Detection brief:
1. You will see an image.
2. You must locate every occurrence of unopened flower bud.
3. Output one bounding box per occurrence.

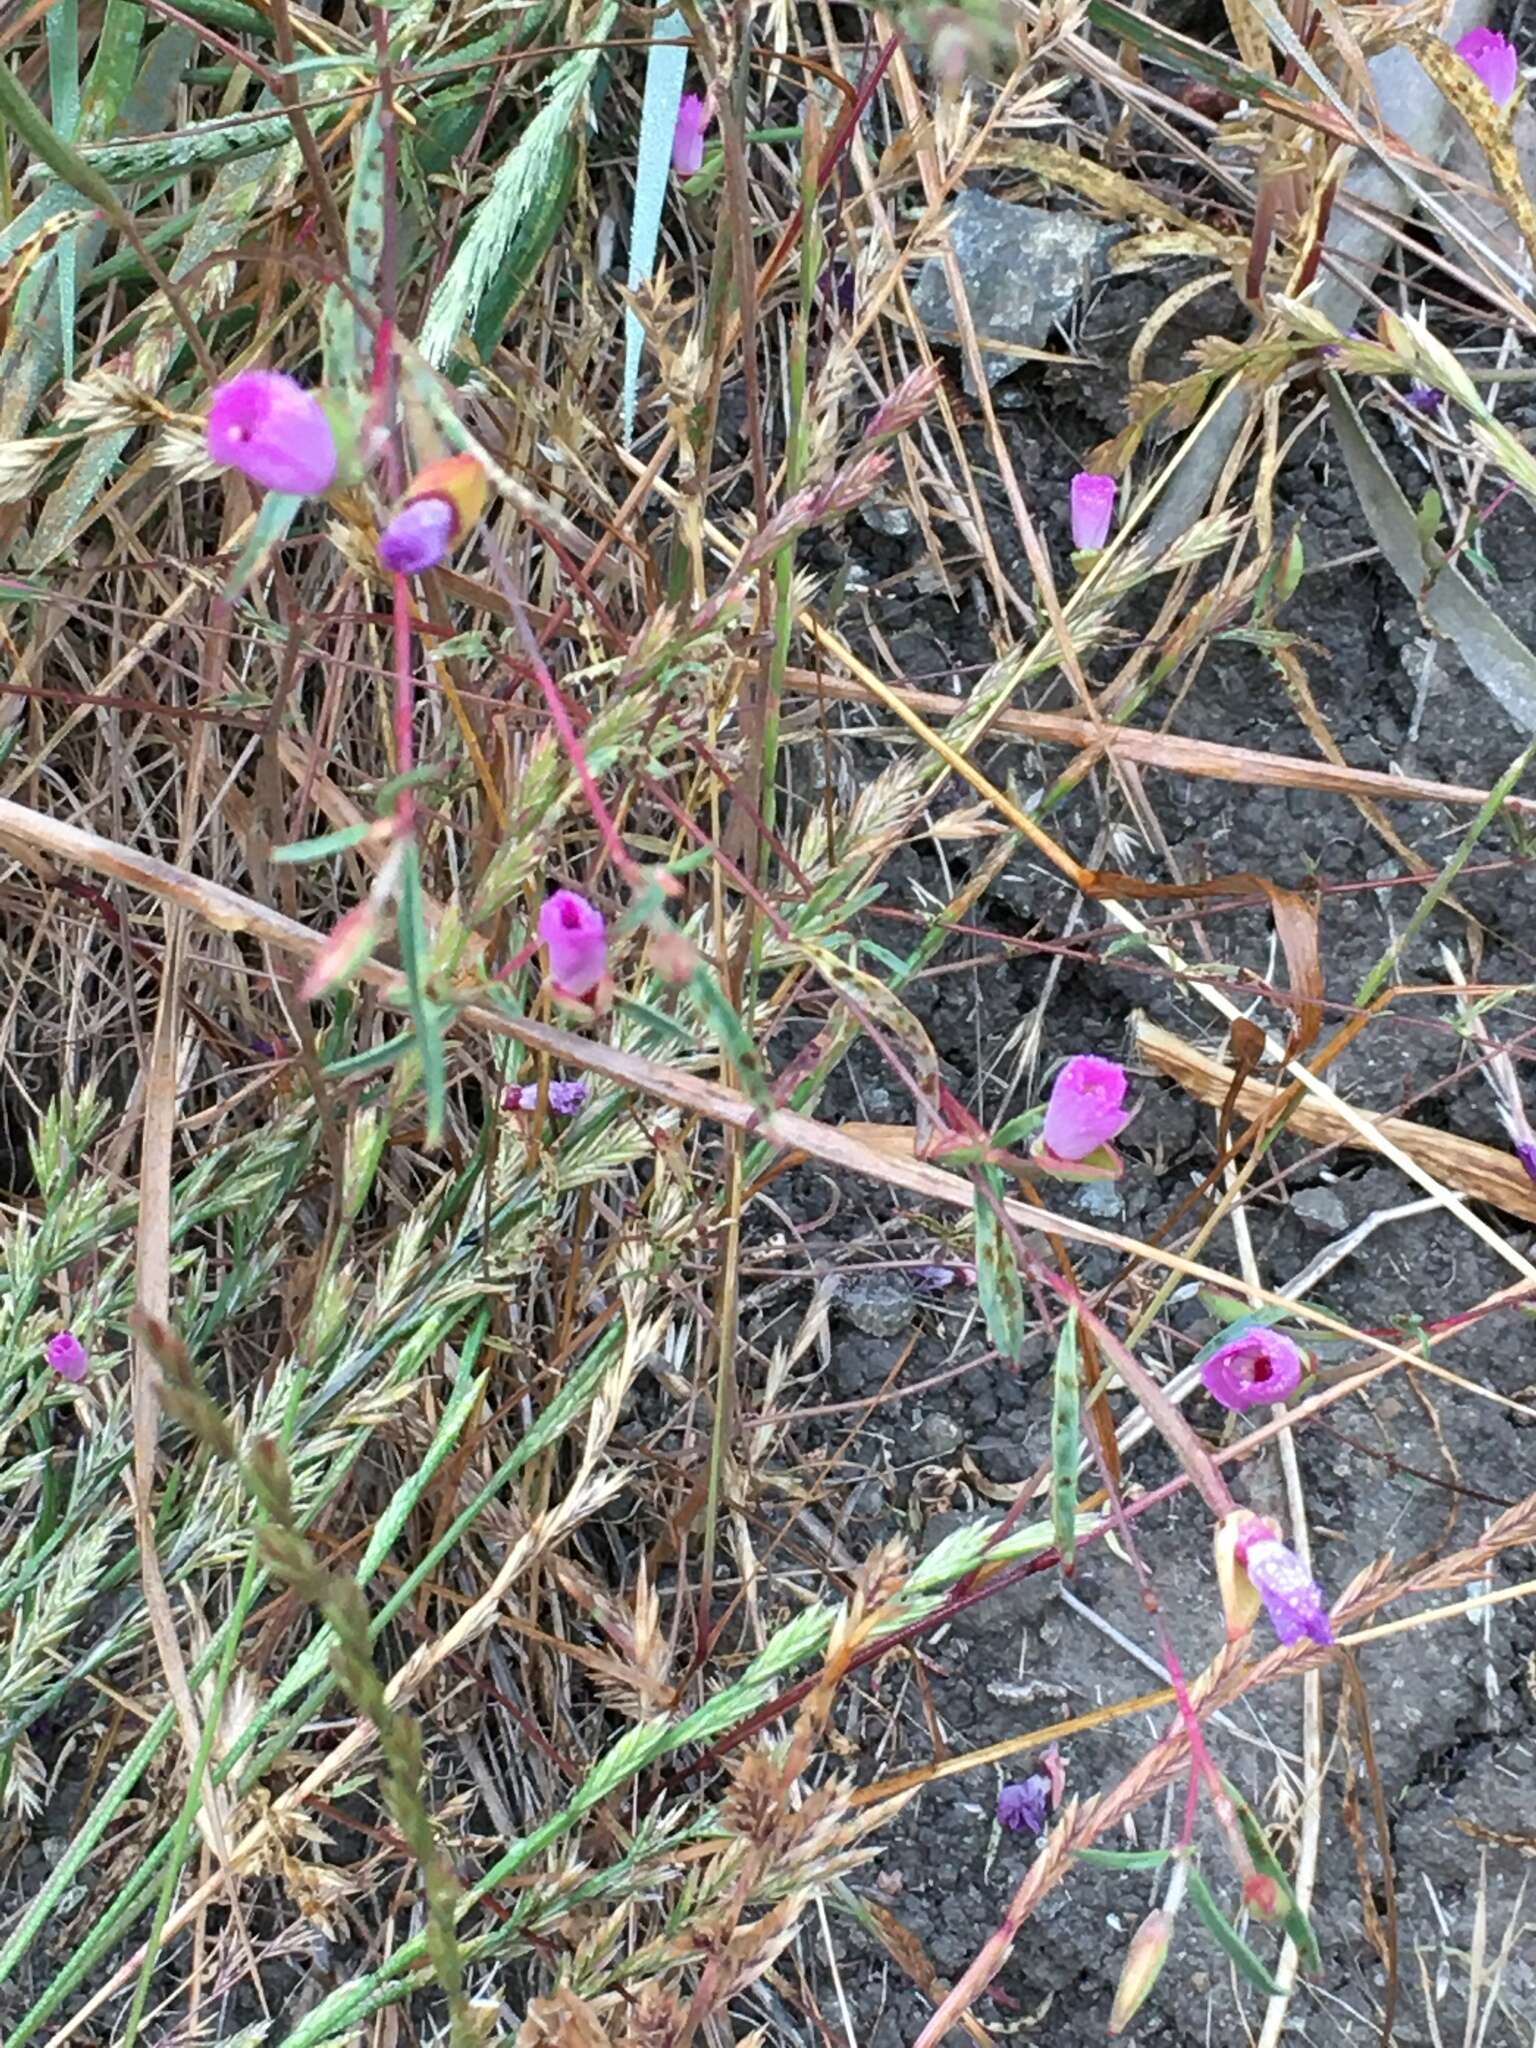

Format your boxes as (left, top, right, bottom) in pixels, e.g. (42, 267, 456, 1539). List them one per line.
(1215, 1511, 1265, 1639)
(377, 454, 487, 576)
(1108, 1907, 1173, 2036)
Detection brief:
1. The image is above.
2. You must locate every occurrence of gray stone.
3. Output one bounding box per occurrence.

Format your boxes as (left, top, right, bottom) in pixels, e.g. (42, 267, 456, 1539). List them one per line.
(1292, 1184, 1350, 1236)
(910, 191, 1122, 393)
(1074, 1178, 1125, 1221)
(836, 1272, 915, 1337)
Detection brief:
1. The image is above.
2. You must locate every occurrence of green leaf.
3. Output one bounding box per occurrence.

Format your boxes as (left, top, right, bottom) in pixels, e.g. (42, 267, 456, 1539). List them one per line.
(419, 4, 616, 369)
(1328, 379, 1536, 735)
(1184, 1861, 1284, 1997)
(470, 131, 577, 365)
(991, 1105, 1045, 1151)
(272, 822, 377, 865)
(973, 1165, 1028, 1363)
(46, 0, 80, 379)
(1075, 1846, 1173, 1871)
(322, 93, 385, 392)
(222, 491, 305, 602)
(1050, 1307, 1081, 1567)
(622, 6, 686, 442)
(1224, 1779, 1321, 1970)
(396, 844, 446, 1147)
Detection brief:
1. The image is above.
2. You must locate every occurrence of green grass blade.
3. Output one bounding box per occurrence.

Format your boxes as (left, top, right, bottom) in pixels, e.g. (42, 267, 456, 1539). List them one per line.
(419, 2, 616, 369)
(1050, 1306, 1081, 1567)
(622, 6, 686, 441)
(974, 1165, 1028, 1363)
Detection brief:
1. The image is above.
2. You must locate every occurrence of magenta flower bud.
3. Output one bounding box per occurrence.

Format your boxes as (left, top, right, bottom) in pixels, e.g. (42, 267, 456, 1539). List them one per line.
(1069, 470, 1117, 552)
(1236, 1524, 1334, 1647)
(1455, 27, 1520, 104)
(503, 1079, 589, 1114)
(1199, 1323, 1303, 1411)
(539, 889, 607, 1001)
(1041, 1055, 1130, 1162)
(206, 370, 337, 496)
(377, 495, 456, 575)
(997, 1774, 1050, 1834)
(673, 92, 710, 176)
(46, 1331, 89, 1382)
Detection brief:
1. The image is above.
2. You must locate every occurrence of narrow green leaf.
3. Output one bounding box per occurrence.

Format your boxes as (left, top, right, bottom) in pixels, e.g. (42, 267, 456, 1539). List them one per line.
(1328, 379, 1536, 735)
(222, 490, 304, 601)
(1224, 1778, 1321, 1969)
(323, 94, 385, 391)
(46, 0, 80, 379)
(1050, 1307, 1081, 1568)
(973, 1165, 1028, 1362)
(1184, 1861, 1285, 1997)
(419, 2, 616, 369)
(396, 844, 447, 1146)
(1075, 1846, 1173, 1871)
(623, 6, 686, 442)
(272, 822, 377, 865)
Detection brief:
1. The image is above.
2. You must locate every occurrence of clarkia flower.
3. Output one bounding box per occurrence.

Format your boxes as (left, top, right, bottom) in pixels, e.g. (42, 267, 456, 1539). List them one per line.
(1235, 1521, 1333, 1647)
(1455, 27, 1520, 105)
(1040, 1055, 1130, 1162)
(46, 1331, 89, 1382)
(503, 1079, 589, 1115)
(207, 370, 337, 496)
(1069, 470, 1117, 552)
(1200, 1323, 1303, 1411)
(378, 497, 456, 574)
(539, 890, 607, 1002)
(997, 1774, 1051, 1834)
(377, 454, 488, 577)
(673, 92, 710, 177)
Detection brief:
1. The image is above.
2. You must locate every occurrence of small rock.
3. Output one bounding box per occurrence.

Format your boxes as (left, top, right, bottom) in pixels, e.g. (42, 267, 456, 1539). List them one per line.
(923, 1409, 964, 1455)
(836, 1272, 915, 1337)
(860, 495, 915, 538)
(1292, 1185, 1350, 1236)
(1075, 1179, 1125, 1221)
(910, 191, 1123, 393)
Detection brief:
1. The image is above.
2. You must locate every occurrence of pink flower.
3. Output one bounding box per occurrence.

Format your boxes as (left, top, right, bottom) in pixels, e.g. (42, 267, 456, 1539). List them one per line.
(206, 370, 337, 495)
(503, 1079, 588, 1114)
(1199, 1324, 1303, 1411)
(378, 496, 456, 574)
(1041, 1055, 1130, 1161)
(673, 92, 710, 177)
(1069, 471, 1117, 552)
(1235, 1523, 1333, 1647)
(539, 890, 607, 1001)
(1455, 27, 1520, 104)
(45, 1331, 89, 1382)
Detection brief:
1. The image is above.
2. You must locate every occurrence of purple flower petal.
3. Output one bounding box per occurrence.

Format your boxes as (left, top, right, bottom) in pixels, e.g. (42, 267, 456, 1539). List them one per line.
(1199, 1324, 1303, 1412)
(673, 92, 710, 176)
(207, 370, 337, 496)
(997, 1775, 1050, 1833)
(1239, 1528, 1333, 1647)
(45, 1331, 89, 1382)
(503, 1079, 589, 1114)
(1041, 1055, 1130, 1162)
(1069, 471, 1117, 551)
(378, 495, 457, 575)
(539, 889, 607, 1001)
(1455, 27, 1520, 104)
